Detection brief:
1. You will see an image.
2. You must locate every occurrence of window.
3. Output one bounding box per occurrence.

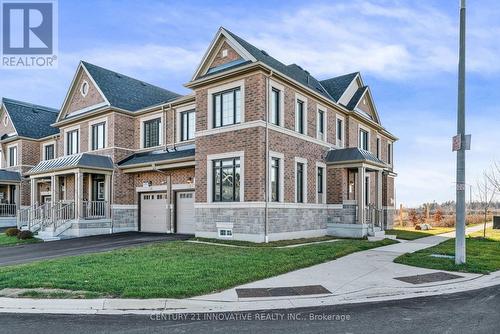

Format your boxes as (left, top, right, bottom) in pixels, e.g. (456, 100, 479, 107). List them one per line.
(296, 162, 304, 203)
(270, 157, 280, 202)
(218, 228, 233, 238)
(44, 144, 54, 160)
(143, 118, 161, 148)
(212, 158, 241, 202)
(376, 137, 381, 159)
(336, 117, 344, 147)
(213, 88, 241, 128)
(66, 130, 79, 155)
(317, 109, 325, 140)
(388, 143, 392, 164)
(180, 110, 195, 141)
(317, 166, 324, 203)
(91, 122, 106, 150)
(296, 99, 305, 134)
(80, 81, 89, 97)
(359, 129, 369, 151)
(97, 181, 105, 200)
(8, 146, 17, 167)
(270, 88, 280, 125)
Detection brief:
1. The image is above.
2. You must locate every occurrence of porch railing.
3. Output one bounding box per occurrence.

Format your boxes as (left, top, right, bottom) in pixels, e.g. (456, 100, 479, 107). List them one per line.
(82, 201, 109, 219)
(52, 201, 76, 232)
(365, 206, 385, 232)
(0, 203, 17, 217)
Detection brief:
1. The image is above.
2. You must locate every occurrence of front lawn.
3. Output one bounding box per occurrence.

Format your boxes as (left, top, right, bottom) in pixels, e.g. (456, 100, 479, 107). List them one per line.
(386, 226, 455, 240)
(0, 233, 39, 247)
(193, 235, 338, 247)
(0, 238, 396, 299)
(394, 229, 500, 274)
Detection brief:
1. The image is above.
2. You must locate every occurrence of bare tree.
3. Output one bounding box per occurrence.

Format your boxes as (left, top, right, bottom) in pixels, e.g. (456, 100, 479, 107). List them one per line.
(485, 161, 500, 193)
(476, 170, 497, 238)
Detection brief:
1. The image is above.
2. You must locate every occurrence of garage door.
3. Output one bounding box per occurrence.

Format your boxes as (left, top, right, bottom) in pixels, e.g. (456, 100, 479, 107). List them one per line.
(176, 191, 195, 234)
(140, 193, 168, 233)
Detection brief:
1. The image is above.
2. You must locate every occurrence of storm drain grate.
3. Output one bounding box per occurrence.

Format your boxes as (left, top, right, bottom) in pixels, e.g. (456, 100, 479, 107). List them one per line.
(236, 285, 331, 298)
(394, 272, 464, 285)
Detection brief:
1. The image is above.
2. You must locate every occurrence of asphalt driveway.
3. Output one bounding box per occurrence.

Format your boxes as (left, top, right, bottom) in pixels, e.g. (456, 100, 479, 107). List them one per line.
(0, 232, 192, 267)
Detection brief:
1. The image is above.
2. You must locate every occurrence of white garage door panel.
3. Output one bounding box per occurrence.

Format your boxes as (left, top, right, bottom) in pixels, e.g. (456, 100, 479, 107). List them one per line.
(141, 193, 168, 233)
(176, 191, 195, 234)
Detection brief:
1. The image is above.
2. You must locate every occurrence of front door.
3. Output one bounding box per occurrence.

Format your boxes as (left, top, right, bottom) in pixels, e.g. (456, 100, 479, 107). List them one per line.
(90, 175, 105, 217)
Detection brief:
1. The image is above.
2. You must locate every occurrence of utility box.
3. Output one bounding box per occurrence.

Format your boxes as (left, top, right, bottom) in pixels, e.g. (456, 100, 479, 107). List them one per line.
(494, 216, 500, 229)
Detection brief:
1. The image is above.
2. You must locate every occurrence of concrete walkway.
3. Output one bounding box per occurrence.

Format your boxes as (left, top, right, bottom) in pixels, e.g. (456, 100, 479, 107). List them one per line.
(0, 223, 497, 315)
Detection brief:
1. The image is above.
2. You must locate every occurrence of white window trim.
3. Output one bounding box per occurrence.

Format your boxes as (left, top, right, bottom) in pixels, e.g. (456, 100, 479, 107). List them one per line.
(268, 79, 285, 127)
(336, 114, 345, 148)
(42, 140, 56, 160)
(80, 80, 89, 97)
(388, 141, 393, 166)
(140, 112, 164, 149)
(206, 151, 245, 203)
(268, 151, 284, 203)
(316, 104, 327, 142)
(315, 162, 327, 204)
(358, 123, 371, 151)
(176, 104, 196, 144)
(63, 124, 80, 156)
(88, 117, 108, 151)
(6, 143, 18, 167)
(295, 93, 308, 135)
(294, 157, 308, 203)
(207, 79, 245, 130)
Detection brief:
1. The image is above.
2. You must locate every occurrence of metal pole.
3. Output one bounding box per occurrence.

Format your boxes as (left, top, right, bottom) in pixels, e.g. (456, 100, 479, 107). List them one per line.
(455, 0, 466, 264)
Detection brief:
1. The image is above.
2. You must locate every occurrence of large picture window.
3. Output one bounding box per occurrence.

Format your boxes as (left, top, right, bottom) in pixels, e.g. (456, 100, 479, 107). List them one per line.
(180, 110, 195, 141)
(66, 130, 79, 155)
(143, 118, 161, 148)
(270, 157, 280, 202)
(91, 122, 106, 150)
(212, 158, 241, 202)
(213, 88, 241, 128)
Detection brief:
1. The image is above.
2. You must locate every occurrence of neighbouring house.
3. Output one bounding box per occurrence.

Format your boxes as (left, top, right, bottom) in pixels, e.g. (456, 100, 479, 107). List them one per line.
(1, 27, 397, 241)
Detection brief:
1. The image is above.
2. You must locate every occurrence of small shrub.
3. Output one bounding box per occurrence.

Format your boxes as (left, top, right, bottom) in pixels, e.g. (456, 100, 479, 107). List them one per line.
(17, 230, 33, 240)
(5, 227, 20, 237)
(414, 224, 422, 230)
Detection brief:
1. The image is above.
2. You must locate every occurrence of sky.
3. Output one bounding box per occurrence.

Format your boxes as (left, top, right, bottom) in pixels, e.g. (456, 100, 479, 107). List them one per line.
(0, 0, 498, 207)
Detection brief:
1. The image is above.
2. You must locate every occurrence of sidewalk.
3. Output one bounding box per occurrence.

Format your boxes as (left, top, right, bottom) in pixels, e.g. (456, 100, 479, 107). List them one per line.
(0, 223, 497, 315)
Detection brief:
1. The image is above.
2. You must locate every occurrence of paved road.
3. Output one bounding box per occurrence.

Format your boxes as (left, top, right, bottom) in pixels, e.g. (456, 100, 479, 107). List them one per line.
(0, 285, 498, 334)
(0, 232, 192, 266)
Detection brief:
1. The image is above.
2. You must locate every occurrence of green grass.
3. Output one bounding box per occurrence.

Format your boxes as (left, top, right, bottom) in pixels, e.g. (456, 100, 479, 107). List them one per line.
(0, 239, 396, 299)
(193, 235, 338, 247)
(386, 226, 455, 240)
(467, 227, 500, 240)
(394, 229, 500, 274)
(0, 233, 39, 247)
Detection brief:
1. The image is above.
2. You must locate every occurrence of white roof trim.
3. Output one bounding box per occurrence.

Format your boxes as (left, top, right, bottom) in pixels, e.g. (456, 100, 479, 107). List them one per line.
(337, 72, 360, 105)
(191, 27, 256, 81)
(0, 102, 19, 137)
(353, 87, 380, 124)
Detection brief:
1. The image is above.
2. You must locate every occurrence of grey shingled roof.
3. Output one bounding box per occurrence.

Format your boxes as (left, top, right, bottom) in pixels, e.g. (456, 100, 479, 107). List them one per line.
(345, 86, 368, 110)
(320, 72, 359, 102)
(81, 61, 181, 112)
(223, 29, 333, 100)
(325, 147, 386, 166)
(2, 98, 59, 139)
(118, 146, 195, 167)
(0, 170, 21, 182)
(28, 153, 114, 175)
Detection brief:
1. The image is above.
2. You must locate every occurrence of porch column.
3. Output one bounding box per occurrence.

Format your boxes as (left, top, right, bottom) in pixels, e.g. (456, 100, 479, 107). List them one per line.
(30, 178, 37, 207)
(75, 172, 83, 219)
(104, 173, 111, 218)
(376, 170, 383, 228)
(15, 184, 20, 211)
(50, 175, 59, 204)
(357, 166, 365, 224)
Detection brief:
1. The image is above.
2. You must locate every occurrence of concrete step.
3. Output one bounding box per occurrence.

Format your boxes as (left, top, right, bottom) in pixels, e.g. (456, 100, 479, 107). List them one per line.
(368, 236, 386, 242)
(384, 234, 397, 240)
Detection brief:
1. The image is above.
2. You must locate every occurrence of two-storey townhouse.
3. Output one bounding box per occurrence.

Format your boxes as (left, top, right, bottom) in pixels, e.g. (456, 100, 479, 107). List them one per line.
(14, 27, 397, 241)
(0, 98, 59, 227)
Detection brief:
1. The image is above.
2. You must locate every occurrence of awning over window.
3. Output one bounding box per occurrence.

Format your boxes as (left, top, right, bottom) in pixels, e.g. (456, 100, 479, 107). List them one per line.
(28, 153, 114, 175)
(325, 147, 387, 167)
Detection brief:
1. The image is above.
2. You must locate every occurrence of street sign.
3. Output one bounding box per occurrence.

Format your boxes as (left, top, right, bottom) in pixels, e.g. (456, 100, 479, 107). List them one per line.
(452, 134, 471, 151)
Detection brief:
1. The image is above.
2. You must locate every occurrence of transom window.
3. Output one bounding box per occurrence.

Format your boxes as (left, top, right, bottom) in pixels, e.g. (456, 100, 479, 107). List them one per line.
(296, 99, 305, 134)
(143, 118, 161, 148)
(270, 157, 280, 202)
(296, 162, 305, 203)
(270, 87, 280, 125)
(317, 109, 325, 140)
(66, 130, 79, 155)
(91, 122, 106, 150)
(213, 88, 241, 128)
(359, 129, 369, 151)
(212, 158, 241, 202)
(8, 146, 17, 167)
(44, 144, 54, 160)
(180, 110, 195, 141)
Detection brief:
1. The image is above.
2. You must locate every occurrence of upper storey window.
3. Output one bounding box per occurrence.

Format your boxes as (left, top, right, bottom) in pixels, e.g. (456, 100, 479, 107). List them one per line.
(359, 128, 369, 151)
(67, 130, 79, 155)
(143, 118, 162, 148)
(295, 99, 305, 134)
(91, 122, 106, 150)
(270, 88, 280, 125)
(213, 88, 241, 128)
(180, 110, 195, 141)
(44, 144, 54, 160)
(8, 145, 17, 167)
(317, 108, 325, 141)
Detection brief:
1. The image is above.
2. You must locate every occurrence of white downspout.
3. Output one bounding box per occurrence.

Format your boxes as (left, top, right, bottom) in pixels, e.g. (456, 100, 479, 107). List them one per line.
(264, 70, 274, 243)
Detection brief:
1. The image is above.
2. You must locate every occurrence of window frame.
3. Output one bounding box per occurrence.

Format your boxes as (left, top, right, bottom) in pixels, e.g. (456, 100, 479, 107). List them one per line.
(212, 157, 241, 202)
(207, 151, 245, 203)
(212, 87, 241, 128)
(44, 143, 54, 160)
(207, 80, 245, 130)
(317, 105, 326, 141)
(295, 157, 308, 203)
(66, 129, 79, 155)
(143, 117, 162, 149)
(295, 99, 305, 134)
(268, 151, 284, 203)
(180, 109, 196, 142)
(376, 136, 381, 159)
(336, 115, 345, 148)
(7, 144, 17, 167)
(316, 162, 327, 204)
(358, 127, 369, 151)
(91, 121, 106, 151)
(388, 142, 393, 165)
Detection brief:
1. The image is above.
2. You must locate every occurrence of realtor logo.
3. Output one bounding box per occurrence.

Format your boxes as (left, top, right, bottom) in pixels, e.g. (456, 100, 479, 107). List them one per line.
(1, 0, 58, 68)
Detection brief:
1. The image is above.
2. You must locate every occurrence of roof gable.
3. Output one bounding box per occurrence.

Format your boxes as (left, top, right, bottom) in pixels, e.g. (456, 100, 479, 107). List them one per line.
(320, 72, 358, 102)
(346, 86, 380, 124)
(1, 98, 58, 139)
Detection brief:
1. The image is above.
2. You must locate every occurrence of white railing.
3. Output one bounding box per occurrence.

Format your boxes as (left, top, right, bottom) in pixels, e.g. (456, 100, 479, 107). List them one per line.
(52, 201, 76, 232)
(0, 203, 16, 217)
(17, 203, 37, 229)
(82, 201, 108, 219)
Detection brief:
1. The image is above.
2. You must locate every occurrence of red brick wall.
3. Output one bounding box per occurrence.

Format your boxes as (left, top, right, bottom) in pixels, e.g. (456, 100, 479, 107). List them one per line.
(66, 70, 105, 116)
(208, 41, 242, 69)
